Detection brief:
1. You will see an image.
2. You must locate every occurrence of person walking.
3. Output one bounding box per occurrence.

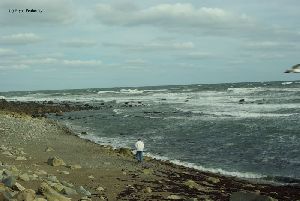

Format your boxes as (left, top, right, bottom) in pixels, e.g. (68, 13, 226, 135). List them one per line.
(135, 138, 144, 163)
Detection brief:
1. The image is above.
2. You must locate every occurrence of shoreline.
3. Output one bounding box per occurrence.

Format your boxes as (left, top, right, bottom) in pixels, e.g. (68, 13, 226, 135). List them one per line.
(1, 100, 300, 200)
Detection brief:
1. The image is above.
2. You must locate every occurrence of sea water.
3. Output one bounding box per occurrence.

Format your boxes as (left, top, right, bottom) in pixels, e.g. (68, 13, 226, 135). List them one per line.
(2, 81, 300, 184)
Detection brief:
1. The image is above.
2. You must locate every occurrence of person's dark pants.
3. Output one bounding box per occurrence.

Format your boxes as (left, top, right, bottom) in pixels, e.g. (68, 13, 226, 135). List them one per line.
(136, 151, 143, 162)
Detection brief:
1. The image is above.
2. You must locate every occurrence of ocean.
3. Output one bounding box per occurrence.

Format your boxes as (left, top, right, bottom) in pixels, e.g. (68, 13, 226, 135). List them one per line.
(1, 81, 300, 184)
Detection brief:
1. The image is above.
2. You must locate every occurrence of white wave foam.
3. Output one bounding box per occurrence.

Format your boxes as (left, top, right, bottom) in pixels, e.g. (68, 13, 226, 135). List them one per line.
(113, 109, 123, 114)
(0, 96, 6, 99)
(145, 153, 265, 179)
(120, 89, 144, 94)
(97, 90, 118, 94)
(282, 82, 293, 85)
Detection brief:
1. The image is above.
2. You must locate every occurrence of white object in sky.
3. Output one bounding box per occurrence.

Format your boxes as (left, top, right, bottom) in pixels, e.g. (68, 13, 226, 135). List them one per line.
(284, 64, 300, 73)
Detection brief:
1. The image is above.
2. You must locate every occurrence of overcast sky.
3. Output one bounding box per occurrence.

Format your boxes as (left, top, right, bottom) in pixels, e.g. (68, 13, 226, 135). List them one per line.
(0, 0, 299, 91)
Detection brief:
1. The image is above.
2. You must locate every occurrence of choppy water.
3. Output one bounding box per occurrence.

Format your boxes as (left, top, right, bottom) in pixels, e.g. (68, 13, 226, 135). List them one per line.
(1, 81, 300, 183)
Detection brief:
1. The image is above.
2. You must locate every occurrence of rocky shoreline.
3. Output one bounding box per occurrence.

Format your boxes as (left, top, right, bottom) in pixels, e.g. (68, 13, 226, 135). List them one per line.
(0, 100, 300, 200)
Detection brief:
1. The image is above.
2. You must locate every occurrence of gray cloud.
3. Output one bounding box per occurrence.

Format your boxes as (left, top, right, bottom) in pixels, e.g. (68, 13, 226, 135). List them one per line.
(95, 3, 254, 32)
(0, 48, 17, 57)
(0, 0, 75, 26)
(61, 39, 97, 48)
(103, 41, 194, 51)
(63, 59, 102, 67)
(0, 33, 42, 45)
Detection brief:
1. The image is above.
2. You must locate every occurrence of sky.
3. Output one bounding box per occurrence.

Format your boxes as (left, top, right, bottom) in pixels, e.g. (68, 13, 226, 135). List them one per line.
(0, 0, 299, 91)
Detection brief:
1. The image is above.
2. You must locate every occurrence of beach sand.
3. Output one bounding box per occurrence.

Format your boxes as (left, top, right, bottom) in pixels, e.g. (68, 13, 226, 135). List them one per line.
(0, 106, 300, 200)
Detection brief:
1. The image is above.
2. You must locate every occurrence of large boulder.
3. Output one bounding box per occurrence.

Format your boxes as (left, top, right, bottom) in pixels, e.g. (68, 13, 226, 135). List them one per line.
(39, 182, 71, 201)
(230, 191, 278, 201)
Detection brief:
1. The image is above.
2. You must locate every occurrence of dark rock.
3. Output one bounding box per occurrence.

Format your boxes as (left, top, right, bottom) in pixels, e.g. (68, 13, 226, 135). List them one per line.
(239, 99, 245, 104)
(118, 148, 133, 157)
(3, 176, 16, 187)
(230, 191, 277, 201)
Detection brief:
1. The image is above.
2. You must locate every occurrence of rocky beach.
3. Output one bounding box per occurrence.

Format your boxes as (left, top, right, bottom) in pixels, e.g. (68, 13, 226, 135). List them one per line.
(0, 100, 300, 201)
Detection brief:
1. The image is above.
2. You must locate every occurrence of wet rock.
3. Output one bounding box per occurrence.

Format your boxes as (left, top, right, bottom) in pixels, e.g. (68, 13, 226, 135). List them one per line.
(47, 157, 66, 167)
(239, 99, 245, 104)
(39, 182, 71, 201)
(15, 189, 36, 201)
(230, 191, 278, 201)
(55, 111, 64, 116)
(81, 132, 87, 135)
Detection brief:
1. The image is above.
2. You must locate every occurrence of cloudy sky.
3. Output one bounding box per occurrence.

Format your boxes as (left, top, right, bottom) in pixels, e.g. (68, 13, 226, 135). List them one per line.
(0, 0, 299, 91)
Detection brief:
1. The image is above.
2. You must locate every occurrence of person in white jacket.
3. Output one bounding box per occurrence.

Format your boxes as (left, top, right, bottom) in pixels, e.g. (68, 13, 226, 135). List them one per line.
(135, 138, 144, 163)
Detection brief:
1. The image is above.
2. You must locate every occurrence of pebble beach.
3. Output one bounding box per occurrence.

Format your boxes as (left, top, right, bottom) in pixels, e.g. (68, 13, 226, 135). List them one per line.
(0, 101, 300, 201)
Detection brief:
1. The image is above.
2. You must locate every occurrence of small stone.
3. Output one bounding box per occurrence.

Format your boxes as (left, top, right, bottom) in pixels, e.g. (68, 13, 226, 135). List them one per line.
(96, 187, 104, 191)
(2, 151, 13, 156)
(15, 156, 27, 161)
(206, 176, 220, 184)
(144, 187, 152, 193)
(13, 182, 26, 191)
(80, 196, 92, 201)
(61, 181, 74, 188)
(88, 175, 94, 179)
(186, 198, 198, 201)
(59, 171, 70, 175)
(15, 189, 36, 201)
(142, 169, 153, 175)
(45, 147, 54, 152)
(53, 183, 65, 192)
(47, 157, 66, 167)
(62, 186, 78, 196)
(39, 182, 71, 201)
(34, 198, 47, 201)
(34, 170, 47, 176)
(47, 175, 59, 183)
(67, 165, 81, 170)
(19, 173, 30, 182)
(167, 195, 181, 200)
(78, 186, 91, 196)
